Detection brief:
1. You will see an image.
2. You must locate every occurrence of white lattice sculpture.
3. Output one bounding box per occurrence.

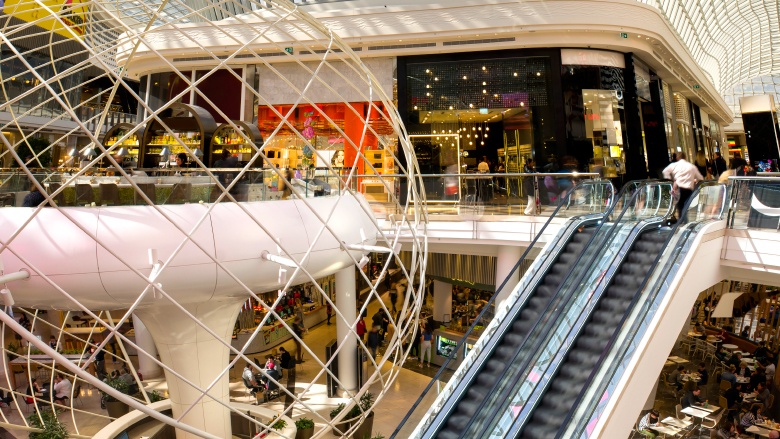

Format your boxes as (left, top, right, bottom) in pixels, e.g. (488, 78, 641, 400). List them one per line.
(0, 0, 427, 437)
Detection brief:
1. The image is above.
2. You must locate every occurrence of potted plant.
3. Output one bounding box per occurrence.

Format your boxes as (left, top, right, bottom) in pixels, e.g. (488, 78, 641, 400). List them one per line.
(350, 393, 375, 439)
(329, 403, 349, 437)
(294, 417, 314, 439)
(27, 409, 68, 439)
(256, 416, 287, 438)
(101, 375, 130, 418)
(148, 390, 166, 403)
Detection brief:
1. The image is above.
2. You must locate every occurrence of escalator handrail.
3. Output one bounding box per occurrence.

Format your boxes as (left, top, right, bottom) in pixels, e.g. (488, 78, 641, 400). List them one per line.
(451, 180, 665, 439)
(388, 179, 614, 439)
(550, 180, 724, 439)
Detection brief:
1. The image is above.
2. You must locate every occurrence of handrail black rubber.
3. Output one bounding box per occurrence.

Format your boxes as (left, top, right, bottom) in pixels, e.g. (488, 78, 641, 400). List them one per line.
(450, 180, 661, 439)
(547, 180, 722, 439)
(387, 179, 615, 439)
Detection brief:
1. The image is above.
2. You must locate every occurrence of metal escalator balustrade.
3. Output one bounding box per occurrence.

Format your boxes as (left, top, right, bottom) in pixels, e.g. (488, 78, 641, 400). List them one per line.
(519, 227, 670, 439)
(452, 181, 674, 439)
(418, 180, 665, 439)
(554, 181, 728, 439)
(436, 226, 597, 438)
(395, 180, 616, 439)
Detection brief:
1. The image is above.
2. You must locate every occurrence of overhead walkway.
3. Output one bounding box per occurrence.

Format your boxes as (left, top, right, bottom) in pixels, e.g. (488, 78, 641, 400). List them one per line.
(393, 178, 741, 439)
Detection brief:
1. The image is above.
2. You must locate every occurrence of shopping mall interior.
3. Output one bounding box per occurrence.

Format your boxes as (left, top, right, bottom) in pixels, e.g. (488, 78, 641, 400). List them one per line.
(2, 0, 780, 438)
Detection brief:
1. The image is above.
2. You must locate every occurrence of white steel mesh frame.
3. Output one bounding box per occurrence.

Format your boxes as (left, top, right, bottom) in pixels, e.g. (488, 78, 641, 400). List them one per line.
(0, 0, 428, 437)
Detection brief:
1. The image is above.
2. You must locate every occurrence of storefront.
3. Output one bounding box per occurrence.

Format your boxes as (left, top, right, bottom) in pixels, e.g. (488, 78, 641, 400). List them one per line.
(398, 48, 655, 195)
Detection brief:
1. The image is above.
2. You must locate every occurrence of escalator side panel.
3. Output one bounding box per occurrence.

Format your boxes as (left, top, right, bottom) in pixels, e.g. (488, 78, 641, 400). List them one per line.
(519, 228, 671, 439)
(434, 227, 597, 439)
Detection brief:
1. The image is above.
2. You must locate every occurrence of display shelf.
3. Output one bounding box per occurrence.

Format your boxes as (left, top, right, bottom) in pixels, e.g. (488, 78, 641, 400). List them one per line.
(140, 103, 217, 168)
(208, 120, 264, 167)
(102, 122, 146, 168)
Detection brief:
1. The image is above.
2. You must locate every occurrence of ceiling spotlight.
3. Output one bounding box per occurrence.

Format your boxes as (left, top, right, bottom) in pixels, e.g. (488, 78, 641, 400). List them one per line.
(482, 66, 486, 70)
(514, 73, 518, 76)
(463, 76, 467, 80)
(426, 69, 430, 73)
(483, 82, 486, 85)
(414, 106, 418, 110)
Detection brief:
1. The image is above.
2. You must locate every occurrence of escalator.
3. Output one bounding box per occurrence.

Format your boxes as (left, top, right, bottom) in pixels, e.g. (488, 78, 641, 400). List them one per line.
(437, 226, 596, 439)
(520, 226, 670, 439)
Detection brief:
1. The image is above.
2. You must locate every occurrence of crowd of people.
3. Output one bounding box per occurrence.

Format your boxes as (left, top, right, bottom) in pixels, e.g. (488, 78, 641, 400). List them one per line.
(639, 328, 780, 438)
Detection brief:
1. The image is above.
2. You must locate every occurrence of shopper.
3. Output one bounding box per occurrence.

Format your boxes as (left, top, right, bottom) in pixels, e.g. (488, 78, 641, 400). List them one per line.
(669, 365, 685, 392)
(52, 373, 72, 405)
(713, 151, 727, 177)
(720, 364, 737, 387)
(21, 184, 47, 207)
(389, 282, 400, 314)
(367, 325, 380, 359)
(326, 302, 332, 325)
(637, 409, 660, 439)
(696, 362, 709, 386)
(662, 152, 703, 219)
(681, 388, 703, 409)
(356, 315, 366, 343)
(756, 381, 771, 408)
(419, 323, 433, 368)
(292, 317, 305, 363)
(764, 359, 776, 381)
(715, 421, 737, 439)
(522, 159, 536, 216)
(740, 405, 764, 428)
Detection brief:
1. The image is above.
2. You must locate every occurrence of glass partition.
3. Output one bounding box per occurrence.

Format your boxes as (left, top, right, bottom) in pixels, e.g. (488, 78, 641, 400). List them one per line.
(401, 180, 615, 439)
(560, 181, 727, 439)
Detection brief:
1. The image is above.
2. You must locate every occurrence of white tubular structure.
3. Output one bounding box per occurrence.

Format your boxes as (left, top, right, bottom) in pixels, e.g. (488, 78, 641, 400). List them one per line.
(0, 0, 427, 437)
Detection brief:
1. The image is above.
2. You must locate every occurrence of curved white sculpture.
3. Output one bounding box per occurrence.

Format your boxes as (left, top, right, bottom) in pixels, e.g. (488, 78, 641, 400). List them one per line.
(0, 194, 377, 310)
(0, 0, 426, 437)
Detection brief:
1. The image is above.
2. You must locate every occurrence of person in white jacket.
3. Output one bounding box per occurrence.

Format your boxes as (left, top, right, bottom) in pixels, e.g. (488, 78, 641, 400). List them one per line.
(663, 152, 703, 218)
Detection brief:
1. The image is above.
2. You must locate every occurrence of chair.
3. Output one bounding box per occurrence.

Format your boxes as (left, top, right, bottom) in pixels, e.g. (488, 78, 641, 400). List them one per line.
(74, 184, 95, 206)
(719, 380, 731, 391)
(241, 377, 254, 402)
(263, 377, 281, 403)
(768, 394, 775, 410)
(98, 183, 121, 206)
(702, 410, 722, 430)
(0, 193, 15, 207)
(168, 183, 191, 204)
(134, 183, 157, 205)
(693, 340, 707, 359)
(46, 183, 66, 206)
(675, 404, 689, 421)
(72, 385, 82, 407)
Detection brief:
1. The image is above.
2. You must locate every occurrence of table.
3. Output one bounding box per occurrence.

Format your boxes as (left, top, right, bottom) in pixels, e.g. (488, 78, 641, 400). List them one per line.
(661, 417, 692, 429)
(723, 344, 739, 350)
(747, 425, 772, 438)
(756, 422, 780, 432)
(667, 356, 689, 364)
(745, 358, 756, 364)
(650, 424, 682, 436)
(681, 406, 712, 437)
(738, 376, 751, 384)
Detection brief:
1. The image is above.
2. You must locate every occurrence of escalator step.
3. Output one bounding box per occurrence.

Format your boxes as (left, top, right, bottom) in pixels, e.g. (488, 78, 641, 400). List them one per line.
(435, 225, 597, 439)
(517, 228, 671, 439)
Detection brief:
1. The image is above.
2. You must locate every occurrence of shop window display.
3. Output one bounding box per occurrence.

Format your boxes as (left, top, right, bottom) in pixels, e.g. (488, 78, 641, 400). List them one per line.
(561, 65, 631, 177)
(404, 56, 556, 200)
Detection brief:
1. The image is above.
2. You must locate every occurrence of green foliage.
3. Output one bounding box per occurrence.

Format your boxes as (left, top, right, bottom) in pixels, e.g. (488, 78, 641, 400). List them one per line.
(29, 349, 44, 355)
(294, 417, 314, 430)
(100, 376, 129, 403)
(347, 392, 376, 419)
(15, 137, 51, 168)
(329, 403, 345, 419)
(149, 390, 166, 403)
(361, 434, 384, 439)
(7, 343, 18, 354)
(27, 409, 68, 439)
(267, 415, 286, 431)
(59, 349, 81, 355)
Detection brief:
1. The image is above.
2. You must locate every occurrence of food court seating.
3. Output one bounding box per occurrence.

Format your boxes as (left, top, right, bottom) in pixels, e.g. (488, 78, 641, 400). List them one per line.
(98, 183, 121, 206)
(168, 183, 191, 204)
(46, 183, 66, 206)
(75, 184, 95, 206)
(134, 183, 157, 205)
(0, 193, 15, 207)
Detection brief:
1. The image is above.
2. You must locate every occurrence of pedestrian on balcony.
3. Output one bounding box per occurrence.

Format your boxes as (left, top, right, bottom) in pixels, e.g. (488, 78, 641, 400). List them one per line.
(522, 159, 536, 216)
(662, 152, 703, 219)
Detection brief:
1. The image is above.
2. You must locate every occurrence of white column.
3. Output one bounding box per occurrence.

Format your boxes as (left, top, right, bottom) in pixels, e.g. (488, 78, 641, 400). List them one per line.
(495, 246, 523, 309)
(136, 300, 243, 439)
(433, 281, 452, 323)
(335, 265, 358, 395)
(132, 314, 162, 378)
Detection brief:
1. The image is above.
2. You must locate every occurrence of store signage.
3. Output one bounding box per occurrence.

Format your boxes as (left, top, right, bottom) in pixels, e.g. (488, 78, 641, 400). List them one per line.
(479, 108, 488, 114)
(620, 32, 628, 39)
(693, 85, 700, 89)
(284, 47, 294, 54)
(3, 0, 88, 38)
